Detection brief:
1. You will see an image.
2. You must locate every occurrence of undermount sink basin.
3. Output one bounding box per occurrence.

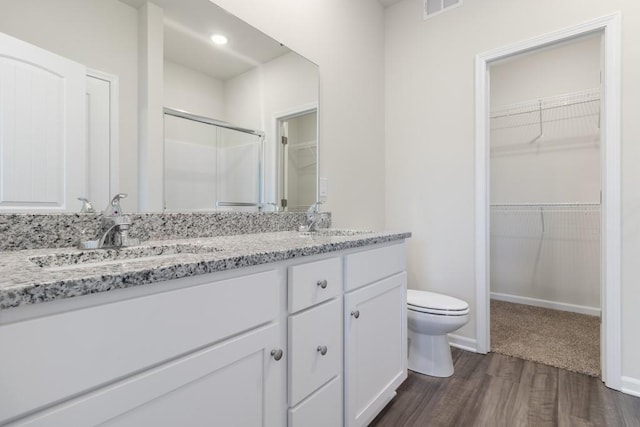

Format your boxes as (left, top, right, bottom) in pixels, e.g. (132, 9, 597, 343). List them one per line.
(29, 243, 222, 270)
(300, 229, 375, 237)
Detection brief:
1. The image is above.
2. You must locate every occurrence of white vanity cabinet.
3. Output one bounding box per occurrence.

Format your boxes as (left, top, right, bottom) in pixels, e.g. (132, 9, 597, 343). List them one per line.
(0, 238, 408, 427)
(344, 243, 408, 427)
(287, 257, 343, 427)
(0, 269, 286, 427)
(286, 241, 408, 427)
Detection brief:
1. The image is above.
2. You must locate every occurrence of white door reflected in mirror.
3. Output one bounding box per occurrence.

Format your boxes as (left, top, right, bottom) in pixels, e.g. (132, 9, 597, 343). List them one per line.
(0, 31, 87, 212)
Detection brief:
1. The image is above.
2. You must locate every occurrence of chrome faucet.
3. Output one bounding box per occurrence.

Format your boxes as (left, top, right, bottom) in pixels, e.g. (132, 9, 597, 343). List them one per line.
(299, 201, 324, 232)
(78, 193, 140, 250)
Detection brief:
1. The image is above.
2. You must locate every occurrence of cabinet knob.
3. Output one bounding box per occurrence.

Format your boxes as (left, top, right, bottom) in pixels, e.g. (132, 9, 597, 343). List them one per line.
(351, 310, 360, 319)
(317, 279, 328, 289)
(270, 349, 283, 361)
(317, 345, 328, 356)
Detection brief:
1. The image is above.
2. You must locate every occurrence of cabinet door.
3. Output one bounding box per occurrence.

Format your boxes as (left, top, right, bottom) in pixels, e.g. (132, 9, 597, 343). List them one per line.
(344, 272, 407, 427)
(10, 324, 285, 427)
(1, 270, 280, 424)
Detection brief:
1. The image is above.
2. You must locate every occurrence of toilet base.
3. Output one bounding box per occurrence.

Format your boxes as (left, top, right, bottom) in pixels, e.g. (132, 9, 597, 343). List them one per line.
(407, 331, 454, 377)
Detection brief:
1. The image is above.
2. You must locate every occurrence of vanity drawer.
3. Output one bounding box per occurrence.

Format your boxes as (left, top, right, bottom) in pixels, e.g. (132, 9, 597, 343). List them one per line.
(288, 257, 342, 313)
(344, 242, 406, 291)
(0, 270, 280, 424)
(288, 298, 342, 406)
(288, 375, 342, 427)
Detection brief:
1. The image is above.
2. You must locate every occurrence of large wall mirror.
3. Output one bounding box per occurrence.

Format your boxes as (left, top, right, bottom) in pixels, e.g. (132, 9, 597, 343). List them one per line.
(0, 0, 318, 213)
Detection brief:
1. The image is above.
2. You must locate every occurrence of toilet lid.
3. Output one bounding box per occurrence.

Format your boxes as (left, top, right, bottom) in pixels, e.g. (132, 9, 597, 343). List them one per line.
(407, 289, 469, 315)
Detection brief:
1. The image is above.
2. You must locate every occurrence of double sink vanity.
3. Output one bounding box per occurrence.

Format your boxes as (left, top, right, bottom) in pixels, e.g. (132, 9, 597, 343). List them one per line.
(0, 212, 410, 427)
(0, 1, 410, 424)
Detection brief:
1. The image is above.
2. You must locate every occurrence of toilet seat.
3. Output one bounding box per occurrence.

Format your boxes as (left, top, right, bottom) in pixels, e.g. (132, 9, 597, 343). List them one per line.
(407, 289, 470, 316)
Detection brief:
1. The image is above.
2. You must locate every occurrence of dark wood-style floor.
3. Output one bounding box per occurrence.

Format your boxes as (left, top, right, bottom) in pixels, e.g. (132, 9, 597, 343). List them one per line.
(370, 348, 640, 427)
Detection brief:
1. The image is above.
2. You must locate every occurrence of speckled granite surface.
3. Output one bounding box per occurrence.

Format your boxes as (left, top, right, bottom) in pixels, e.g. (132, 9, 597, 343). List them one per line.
(0, 230, 410, 310)
(0, 212, 330, 251)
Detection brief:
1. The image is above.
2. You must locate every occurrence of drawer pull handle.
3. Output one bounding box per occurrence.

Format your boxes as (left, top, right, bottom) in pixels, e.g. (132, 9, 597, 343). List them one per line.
(270, 349, 283, 361)
(317, 279, 328, 289)
(351, 310, 360, 319)
(317, 345, 328, 356)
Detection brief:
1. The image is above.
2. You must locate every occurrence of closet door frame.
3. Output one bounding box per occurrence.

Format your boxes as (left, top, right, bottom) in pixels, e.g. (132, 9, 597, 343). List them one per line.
(86, 69, 120, 207)
(474, 13, 621, 390)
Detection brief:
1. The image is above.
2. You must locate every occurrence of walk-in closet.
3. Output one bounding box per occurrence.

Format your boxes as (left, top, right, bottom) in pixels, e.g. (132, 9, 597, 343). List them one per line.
(488, 34, 602, 376)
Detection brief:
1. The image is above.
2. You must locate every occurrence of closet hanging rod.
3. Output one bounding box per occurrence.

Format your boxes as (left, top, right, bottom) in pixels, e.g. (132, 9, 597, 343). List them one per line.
(491, 112, 600, 132)
(490, 98, 600, 120)
(490, 203, 600, 208)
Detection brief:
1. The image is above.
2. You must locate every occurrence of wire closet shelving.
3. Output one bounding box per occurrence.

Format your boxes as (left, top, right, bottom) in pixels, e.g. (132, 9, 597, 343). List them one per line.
(490, 203, 600, 240)
(490, 88, 601, 156)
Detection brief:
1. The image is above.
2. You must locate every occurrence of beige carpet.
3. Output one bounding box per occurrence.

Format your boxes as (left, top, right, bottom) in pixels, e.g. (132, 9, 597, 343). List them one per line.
(490, 299, 600, 377)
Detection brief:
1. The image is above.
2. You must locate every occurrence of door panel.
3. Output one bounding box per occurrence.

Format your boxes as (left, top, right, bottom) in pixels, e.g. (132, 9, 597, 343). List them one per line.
(0, 31, 86, 211)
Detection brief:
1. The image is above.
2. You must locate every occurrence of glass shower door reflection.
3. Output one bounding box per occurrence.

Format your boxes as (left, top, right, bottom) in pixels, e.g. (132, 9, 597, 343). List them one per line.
(164, 115, 218, 211)
(216, 127, 261, 211)
(163, 113, 262, 212)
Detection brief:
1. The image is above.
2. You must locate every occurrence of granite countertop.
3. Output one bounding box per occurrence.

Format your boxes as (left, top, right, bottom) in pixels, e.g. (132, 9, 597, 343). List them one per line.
(0, 230, 411, 310)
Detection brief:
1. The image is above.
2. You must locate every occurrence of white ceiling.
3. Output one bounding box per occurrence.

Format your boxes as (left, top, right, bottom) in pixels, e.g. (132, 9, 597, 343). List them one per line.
(119, 0, 290, 80)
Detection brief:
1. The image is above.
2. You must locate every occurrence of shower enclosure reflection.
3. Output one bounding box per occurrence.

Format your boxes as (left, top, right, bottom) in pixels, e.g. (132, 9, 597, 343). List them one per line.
(163, 109, 263, 212)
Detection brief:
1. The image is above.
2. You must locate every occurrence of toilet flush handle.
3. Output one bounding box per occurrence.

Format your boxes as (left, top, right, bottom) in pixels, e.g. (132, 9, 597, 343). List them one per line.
(350, 310, 360, 319)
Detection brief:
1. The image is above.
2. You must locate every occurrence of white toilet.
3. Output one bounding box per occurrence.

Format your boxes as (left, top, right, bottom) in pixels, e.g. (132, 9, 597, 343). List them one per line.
(407, 289, 470, 377)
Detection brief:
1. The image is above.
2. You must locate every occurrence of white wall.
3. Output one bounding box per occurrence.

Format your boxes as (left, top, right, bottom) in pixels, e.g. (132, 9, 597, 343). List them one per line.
(225, 50, 320, 132)
(211, 0, 386, 230)
(0, 0, 139, 212)
(385, 0, 640, 383)
(490, 35, 602, 107)
(223, 68, 264, 129)
(164, 60, 226, 120)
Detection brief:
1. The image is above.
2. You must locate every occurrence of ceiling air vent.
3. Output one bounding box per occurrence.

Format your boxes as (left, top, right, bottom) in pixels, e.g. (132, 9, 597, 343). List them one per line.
(424, 0, 462, 20)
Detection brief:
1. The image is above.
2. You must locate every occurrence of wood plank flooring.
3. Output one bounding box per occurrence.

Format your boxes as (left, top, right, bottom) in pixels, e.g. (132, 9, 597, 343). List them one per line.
(370, 348, 640, 427)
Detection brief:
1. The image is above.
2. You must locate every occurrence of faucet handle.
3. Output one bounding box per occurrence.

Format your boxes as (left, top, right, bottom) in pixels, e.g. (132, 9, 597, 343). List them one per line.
(262, 202, 282, 212)
(307, 200, 323, 216)
(77, 197, 95, 213)
(104, 193, 128, 217)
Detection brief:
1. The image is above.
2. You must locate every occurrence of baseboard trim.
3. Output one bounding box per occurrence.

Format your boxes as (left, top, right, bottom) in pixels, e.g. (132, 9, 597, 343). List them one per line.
(621, 376, 640, 397)
(448, 334, 478, 353)
(491, 292, 601, 317)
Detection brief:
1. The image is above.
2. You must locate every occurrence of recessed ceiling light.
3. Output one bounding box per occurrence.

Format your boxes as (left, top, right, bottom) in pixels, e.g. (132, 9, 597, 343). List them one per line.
(210, 34, 228, 45)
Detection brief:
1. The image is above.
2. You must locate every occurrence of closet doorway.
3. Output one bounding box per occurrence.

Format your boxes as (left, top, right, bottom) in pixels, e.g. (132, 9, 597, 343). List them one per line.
(474, 14, 622, 390)
(488, 34, 602, 376)
(276, 108, 318, 212)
